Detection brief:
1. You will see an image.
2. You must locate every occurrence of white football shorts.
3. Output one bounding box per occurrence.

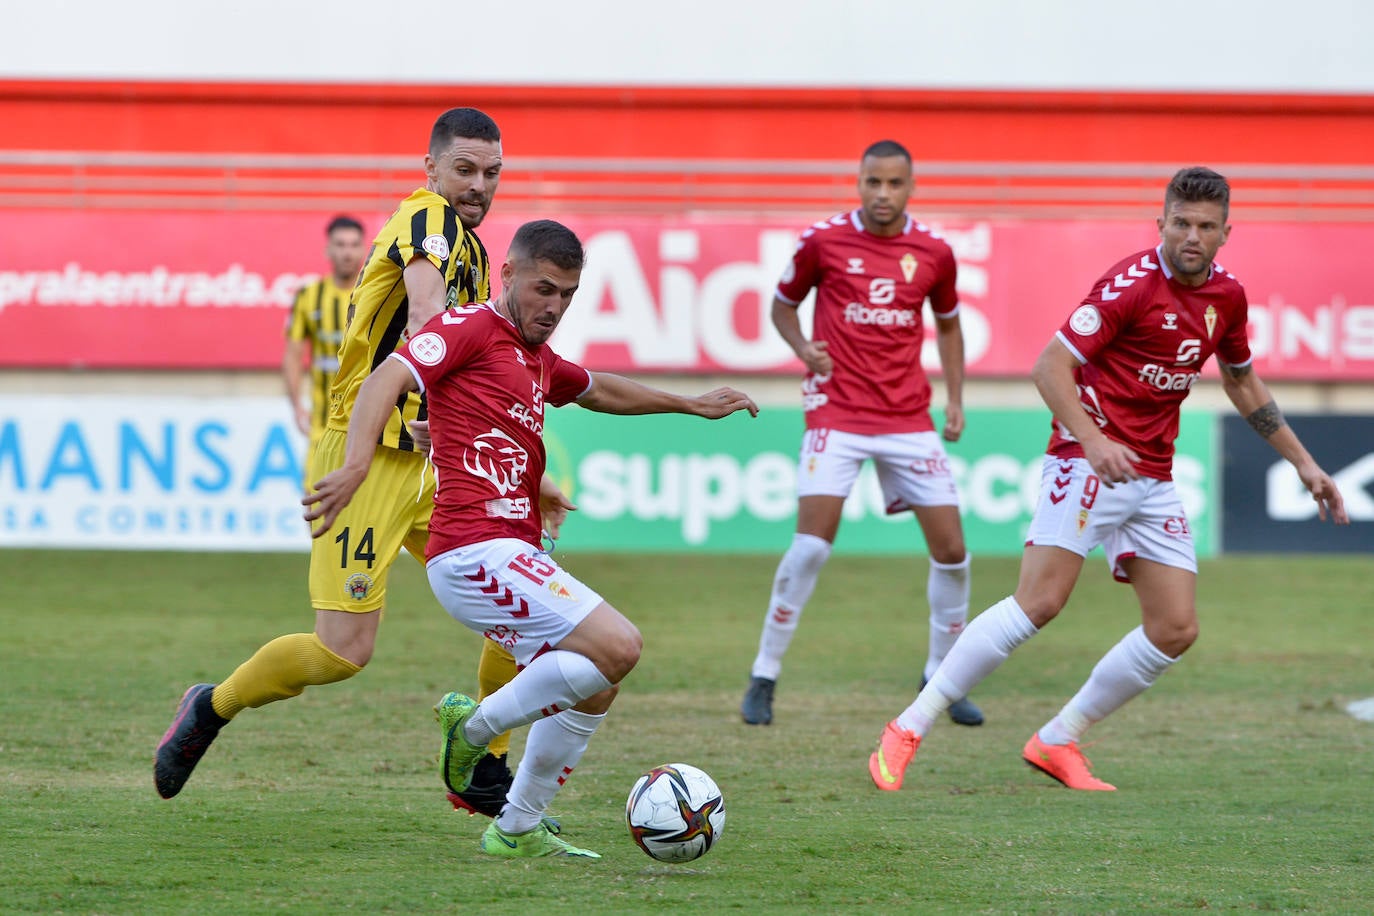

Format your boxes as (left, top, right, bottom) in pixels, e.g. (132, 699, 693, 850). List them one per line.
(795, 428, 960, 512)
(1024, 455, 1197, 581)
(426, 538, 604, 666)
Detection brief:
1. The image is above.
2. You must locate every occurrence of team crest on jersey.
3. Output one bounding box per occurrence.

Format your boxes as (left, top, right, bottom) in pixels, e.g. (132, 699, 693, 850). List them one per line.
(900, 253, 918, 283)
(548, 580, 575, 600)
(513, 347, 527, 366)
(345, 573, 373, 601)
(464, 428, 529, 495)
(1162, 312, 1178, 330)
(1204, 305, 1218, 338)
(1076, 508, 1090, 535)
(422, 233, 450, 260)
(846, 258, 865, 274)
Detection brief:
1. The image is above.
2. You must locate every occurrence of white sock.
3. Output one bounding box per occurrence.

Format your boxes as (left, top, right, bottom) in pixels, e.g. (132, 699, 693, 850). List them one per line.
(465, 650, 612, 745)
(896, 595, 1038, 736)
(750, 533, 832, 680)
(924, 553, 971, 680)
(497, 709, 604, 834)
(1038, 625, 1176, 745)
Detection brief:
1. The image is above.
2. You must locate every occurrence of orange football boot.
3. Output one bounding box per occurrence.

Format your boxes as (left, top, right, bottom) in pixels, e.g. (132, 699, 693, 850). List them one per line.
(868, 721, 921, 791)
(1022, 733, 1116, 791)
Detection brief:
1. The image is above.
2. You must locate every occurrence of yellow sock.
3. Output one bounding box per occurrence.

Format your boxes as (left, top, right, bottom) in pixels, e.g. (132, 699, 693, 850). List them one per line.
(477, 640, 518, 758)
(212, 633, 361, 720)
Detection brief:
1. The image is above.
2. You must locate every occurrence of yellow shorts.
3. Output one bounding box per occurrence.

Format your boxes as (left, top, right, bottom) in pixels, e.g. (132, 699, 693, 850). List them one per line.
(303, 427, 325, 490)
(307, 427, 434, 613)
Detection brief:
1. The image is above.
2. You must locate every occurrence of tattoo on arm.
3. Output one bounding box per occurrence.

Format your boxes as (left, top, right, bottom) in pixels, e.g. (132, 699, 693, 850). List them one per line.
(1221, 361, 1252, 380)
(1246, 400, 1285, 438)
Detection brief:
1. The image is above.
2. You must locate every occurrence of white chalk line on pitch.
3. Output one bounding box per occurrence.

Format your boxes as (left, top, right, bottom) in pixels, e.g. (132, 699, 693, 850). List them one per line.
(1344, 697, 1374, 722)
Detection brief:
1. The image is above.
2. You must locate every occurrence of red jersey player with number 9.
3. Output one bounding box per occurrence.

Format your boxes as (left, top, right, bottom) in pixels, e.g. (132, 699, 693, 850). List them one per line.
(868, 167, 1349, 794)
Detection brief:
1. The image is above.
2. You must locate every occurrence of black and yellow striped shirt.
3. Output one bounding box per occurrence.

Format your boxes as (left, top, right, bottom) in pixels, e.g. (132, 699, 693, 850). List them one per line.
(327, 187, 490, 450)
(285, 277, 351, 439)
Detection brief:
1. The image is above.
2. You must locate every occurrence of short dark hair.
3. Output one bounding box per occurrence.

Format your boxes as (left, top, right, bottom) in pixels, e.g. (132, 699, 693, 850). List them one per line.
(325, 214, 363, 236)
(861, 139, 912, 163)
(1165, 166, 1230, 219)
(430, 107, 501, 154)
(508, 220, 584, 271)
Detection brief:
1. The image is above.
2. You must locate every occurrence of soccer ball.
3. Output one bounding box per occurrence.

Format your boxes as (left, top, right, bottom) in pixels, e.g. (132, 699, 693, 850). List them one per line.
(625, 763, 726, 862)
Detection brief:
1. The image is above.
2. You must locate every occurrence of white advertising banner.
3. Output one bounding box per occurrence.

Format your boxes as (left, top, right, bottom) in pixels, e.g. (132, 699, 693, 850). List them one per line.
(0, 395, 1225, 555)
(0, 395, 310, 551)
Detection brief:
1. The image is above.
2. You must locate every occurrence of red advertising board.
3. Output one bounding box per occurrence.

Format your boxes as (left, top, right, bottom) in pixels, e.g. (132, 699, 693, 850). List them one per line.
(1, 209, 1371, 378)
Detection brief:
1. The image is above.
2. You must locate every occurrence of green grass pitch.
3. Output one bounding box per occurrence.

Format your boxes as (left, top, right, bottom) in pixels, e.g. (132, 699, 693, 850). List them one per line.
(2, 549, 1371, 913)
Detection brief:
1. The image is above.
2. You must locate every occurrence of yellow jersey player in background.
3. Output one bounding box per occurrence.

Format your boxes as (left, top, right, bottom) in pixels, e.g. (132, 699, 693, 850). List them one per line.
(282, 214, 365, 477)
(156, 108, 556, 826)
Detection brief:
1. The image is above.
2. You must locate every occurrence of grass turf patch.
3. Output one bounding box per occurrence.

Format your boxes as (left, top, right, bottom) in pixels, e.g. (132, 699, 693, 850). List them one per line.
(1, 550, 1370, 913)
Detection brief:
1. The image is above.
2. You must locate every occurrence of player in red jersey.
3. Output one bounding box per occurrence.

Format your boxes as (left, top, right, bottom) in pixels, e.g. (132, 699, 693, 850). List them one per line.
(741, 140, 982, 728)
(305, 220, 757, 858)
(868, 166, 1349, 793)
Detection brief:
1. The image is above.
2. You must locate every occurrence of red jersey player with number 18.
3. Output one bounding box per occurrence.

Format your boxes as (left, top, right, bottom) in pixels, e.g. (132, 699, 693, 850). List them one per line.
(305, 220, 757, 859)
(869, 167, 1348, 794)
(741, 139, 982, 729)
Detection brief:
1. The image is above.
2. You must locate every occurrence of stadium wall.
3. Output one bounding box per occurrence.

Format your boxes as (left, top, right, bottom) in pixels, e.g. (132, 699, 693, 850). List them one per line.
(0, 66, 1368, 552)
(5, 80, 1374, 165)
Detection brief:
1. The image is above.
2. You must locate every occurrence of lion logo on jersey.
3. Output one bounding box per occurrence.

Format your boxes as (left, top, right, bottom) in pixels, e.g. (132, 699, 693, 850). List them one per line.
(464, 428, 529, 495)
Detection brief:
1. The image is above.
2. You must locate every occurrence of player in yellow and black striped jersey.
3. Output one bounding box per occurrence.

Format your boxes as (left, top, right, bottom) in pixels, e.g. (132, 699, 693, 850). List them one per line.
(155, 109, 569, 826)
(327, 192, 489, 450)
(282, 215, 365, 476)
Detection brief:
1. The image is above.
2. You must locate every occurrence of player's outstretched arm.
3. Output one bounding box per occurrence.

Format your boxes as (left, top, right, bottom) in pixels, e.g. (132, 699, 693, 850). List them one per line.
(1219, 361, 1349, 524)
(302, 358, 419, 537)
(576, 372, 759, 420)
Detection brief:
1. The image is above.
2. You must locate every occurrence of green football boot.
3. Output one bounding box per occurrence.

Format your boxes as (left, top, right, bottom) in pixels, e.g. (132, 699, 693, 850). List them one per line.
(434, 692, 488, 794)
(480, 821, 600, 859)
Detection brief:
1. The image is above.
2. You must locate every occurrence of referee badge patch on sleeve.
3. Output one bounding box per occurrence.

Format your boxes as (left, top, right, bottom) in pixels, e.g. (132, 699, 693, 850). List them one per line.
(422, 234, 451, 260)
(1070, 304, 1101, 335)
(409, 332, 446, 366)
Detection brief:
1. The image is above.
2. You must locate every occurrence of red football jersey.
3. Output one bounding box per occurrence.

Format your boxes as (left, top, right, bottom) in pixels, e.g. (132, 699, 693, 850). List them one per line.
(1047, 246, 1252, 480)
(391, 302, 591, 557)
(776, 209, 959, 435)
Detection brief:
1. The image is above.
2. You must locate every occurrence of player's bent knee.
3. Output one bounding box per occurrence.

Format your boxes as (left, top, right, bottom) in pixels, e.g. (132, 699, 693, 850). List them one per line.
(318, 636, 375, 669)
(599, 623, 642, 683)
(560, 604, 642, 682)
(1159, 620, 1192, 656)
(929, 544, 968, 566)
(1149, 617, 1198, 658)
(315, 609, 380, 667)
(573, 684, 620, 715)
(1015, 596, 1065, 628)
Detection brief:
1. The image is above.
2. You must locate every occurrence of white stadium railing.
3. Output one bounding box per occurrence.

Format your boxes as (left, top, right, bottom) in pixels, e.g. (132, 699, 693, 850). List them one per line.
(3, 151, 1374, 220)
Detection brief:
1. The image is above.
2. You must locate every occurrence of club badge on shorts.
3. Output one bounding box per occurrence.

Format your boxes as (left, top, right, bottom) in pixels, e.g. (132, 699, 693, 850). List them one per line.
(345, 573, 374, 601)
